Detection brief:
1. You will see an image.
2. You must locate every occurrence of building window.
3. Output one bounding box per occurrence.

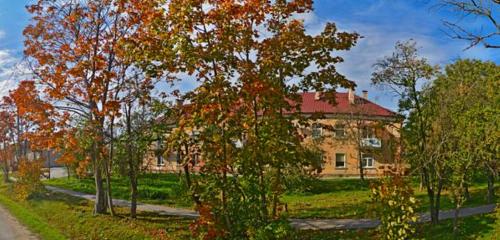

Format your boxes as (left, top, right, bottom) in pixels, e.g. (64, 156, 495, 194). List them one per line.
(157, 155, 165, 166)
(361, 153, 374, 168)
(192, 153, 199, 166)
(361, 126, 375, 139)
(334, 125, 346, 138)
(312, 123, 323, 139)
(335, 153, 346, 168)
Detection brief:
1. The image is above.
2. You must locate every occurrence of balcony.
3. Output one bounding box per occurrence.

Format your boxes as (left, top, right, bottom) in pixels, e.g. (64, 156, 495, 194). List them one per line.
(361, 137, 382, 148)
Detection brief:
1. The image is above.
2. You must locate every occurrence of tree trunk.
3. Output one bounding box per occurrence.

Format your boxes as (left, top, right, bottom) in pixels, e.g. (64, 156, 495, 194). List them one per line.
(433, 179, 443, 224)
(2, 163, 9, 183)
(105, 119, 116, 216)
(358, 150, 364, 181)
(129, 164, 138, 219)
(419, 173, 424, 191)
(253, 98, 268, 222)
(272, 167, 282, 218)
(94, 164, 107, 214)
(66, 165, 71, 179)
(453, 206, 460, 238)
(104, 162, 115, 216)
(463, 182, 470, 201)
(125, 104, 137, 218)
(487, 171, 495, 204)
(423, 167, 440, 224)
(182, 147, 201, 206)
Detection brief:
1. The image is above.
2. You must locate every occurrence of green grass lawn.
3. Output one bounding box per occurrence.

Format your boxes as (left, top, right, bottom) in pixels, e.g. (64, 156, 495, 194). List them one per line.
(2, 175, 499, 240)
(45, 173, 193, 208)
(46, 174, 498, 220)
(301, 210, 499, 240)
(283, 178, 499, 219)
(0, 180, 193, 240)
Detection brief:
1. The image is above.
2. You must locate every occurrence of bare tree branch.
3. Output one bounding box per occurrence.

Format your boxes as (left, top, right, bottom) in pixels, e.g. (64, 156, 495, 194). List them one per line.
(440, 0, 500, 49)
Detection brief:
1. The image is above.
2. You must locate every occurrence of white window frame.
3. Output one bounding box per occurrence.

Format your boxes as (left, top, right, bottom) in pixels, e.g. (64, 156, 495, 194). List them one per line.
(334, 125, 346, 138)
(361, 153, 375, 168)
(312, 123, 323, 139)
(335, 153, 346, 168)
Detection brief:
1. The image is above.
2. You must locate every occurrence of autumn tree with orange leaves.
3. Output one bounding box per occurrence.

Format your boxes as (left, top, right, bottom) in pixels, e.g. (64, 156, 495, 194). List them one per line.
(0, 97, 16, 183)
(130, 0, 359, 238)
(23, 0, 154, 215)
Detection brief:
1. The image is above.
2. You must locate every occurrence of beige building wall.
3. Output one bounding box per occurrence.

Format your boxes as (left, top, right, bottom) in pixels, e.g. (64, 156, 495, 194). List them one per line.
(300, 117, 401, 177)
(143, 117, 401, 177)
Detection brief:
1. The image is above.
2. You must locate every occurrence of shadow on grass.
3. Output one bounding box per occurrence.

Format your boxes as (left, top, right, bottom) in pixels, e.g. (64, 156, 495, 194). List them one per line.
(415, 213, 497, 240)
(286, 200, 375, 219)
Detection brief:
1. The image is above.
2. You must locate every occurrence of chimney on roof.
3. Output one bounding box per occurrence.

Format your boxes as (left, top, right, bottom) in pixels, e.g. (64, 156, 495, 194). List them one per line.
(176, 98, 184, 107)
(314, 92, 321, 101)
(348, 88, 355, 104)
(362, 90, 368, 99)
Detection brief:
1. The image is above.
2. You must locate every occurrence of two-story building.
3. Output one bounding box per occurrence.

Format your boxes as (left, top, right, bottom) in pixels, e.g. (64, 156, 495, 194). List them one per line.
(144, 89, 402, 177)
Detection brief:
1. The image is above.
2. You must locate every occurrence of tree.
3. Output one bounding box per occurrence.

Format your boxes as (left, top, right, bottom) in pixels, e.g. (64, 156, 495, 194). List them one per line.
(0, 97, 16, 183)
(371, 40, 443, 223)
(131, 0, 359, 238)
(427, 59, 499, 235)
(23, 0, 148, 215)
(440, 0, 500, 49)
(116, 72, 158, 218)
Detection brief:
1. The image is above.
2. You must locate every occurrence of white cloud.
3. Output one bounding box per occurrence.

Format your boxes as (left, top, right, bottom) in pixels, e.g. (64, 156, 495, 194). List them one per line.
(296, 6, 498, 111)
(0, 50, 30, 97)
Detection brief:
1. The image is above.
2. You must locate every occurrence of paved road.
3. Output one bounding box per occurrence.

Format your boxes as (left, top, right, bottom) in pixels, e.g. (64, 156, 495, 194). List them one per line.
(290, 204, 497, 230)
(46, 185, 497, 230)
(0, 205, 38, 240)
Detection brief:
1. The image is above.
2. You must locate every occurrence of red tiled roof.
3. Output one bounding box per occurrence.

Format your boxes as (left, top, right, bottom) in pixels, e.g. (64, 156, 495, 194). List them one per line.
(291, 92, 397, 118)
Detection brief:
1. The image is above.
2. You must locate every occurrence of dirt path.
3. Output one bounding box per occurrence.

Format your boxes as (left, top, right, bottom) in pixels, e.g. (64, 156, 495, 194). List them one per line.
(46, 185, 497, 230)
(0, 205, 38, 240)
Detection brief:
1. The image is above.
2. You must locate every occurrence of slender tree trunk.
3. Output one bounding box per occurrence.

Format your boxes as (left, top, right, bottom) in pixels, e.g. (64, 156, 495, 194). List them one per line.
(182, 145, 201, 206)
(2, 162, 9, 183)
(104, 160, 115, 216)
(453, 178, 465, 238)
(487, 170, 495, 204)
(358, 149, 364, 181)
(66, 165, 71, 179)
(47, 151, 51, 179)
(271, 167, 281, 218)
(419, 173, 424, 191)
(94, 162, 107, 214)
(463, 182, 470, 201)
(105, 120, 116, 216)
(125, 104, 138, 218)
(433, 179, 443, 224)
(129, 161, 138, 218)
(453, 205, 460, 238)
(422, 167, 440, 224)
(254, 98, 268, 222)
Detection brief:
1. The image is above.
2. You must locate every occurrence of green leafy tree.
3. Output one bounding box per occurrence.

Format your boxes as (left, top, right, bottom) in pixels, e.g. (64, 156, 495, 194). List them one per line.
(427, 59, 499, 236)
(371, 40, 443, 223)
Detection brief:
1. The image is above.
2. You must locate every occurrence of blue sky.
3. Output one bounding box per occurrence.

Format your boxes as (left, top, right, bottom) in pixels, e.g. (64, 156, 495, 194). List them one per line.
(0, 0, 498, 110)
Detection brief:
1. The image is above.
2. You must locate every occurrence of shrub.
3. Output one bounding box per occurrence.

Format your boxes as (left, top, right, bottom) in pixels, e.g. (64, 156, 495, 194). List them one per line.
(370, 175, 419, 240)
(14, 159, 45, 200)
(249, 218, 295, 240)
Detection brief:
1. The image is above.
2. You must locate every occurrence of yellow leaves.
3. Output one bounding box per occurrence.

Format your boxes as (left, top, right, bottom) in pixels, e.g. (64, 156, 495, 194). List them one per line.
(14, 159, 45, 201)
